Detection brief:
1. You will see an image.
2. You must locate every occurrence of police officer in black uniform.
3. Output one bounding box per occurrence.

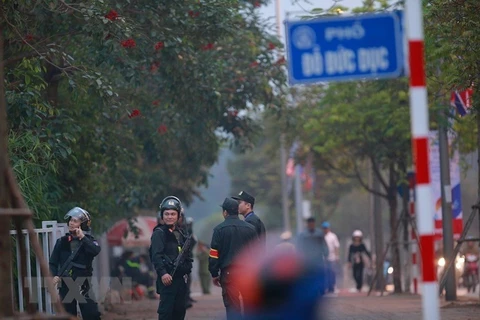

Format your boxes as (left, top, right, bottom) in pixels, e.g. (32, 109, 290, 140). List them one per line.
(232, 191, 266, 245)
(49, 207, 101, 319)
(209, 198, 258, 320)
(150, 196, 193, 320)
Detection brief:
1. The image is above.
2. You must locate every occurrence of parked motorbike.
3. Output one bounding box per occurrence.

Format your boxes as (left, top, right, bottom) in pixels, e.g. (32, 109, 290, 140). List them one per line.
(462, 253, 479, 293)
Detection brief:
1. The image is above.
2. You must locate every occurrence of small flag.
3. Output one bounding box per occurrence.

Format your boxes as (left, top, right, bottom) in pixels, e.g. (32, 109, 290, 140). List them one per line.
(286, 158, 295, 177)
(286, 141, 300, 177)
(450, 88, 473, 117)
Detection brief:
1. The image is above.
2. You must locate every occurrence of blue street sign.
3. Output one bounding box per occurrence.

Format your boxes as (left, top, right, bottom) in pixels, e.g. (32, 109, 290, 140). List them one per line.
(285, 12, 404, 85)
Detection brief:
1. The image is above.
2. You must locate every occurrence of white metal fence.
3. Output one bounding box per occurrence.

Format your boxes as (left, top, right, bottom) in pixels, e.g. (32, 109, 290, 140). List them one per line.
(10, 220, 67, 314)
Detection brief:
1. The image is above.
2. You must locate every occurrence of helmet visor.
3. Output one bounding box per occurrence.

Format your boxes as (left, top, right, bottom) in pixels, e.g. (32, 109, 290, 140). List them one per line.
(64, 207, 90, 223)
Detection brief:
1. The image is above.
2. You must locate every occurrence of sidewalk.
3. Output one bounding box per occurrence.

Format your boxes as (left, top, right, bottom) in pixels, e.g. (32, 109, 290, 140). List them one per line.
(102, 284, 479, 320)
(322, 293, 479, 320)
(101, 281, 225, 320)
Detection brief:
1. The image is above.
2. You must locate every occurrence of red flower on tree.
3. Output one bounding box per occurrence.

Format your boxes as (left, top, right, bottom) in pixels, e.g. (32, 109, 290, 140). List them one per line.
(201, 43, 214, 51)
(155, 41, 164, 51)
(268, 42, 275, 50)
(188, 11, 200, 18)
(128, 109, 141, 119)
(120, 39, 136, 48)
(157, 124, 168, 135)
(250, 61, 259, 68)
(254, 1, 261, 8)
(152, 100, 160, 106)
(24, 34, 34, 42)
(105, 10, 119, 21)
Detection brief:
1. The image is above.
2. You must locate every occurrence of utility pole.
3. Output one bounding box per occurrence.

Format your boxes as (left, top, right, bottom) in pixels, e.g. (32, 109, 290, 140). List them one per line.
(402, 182, 412, 293)
(372, 168, 384, 291)
(438, 109, 457, 301)
(276, 0, 291, 233)
(295, 164, 304, 233)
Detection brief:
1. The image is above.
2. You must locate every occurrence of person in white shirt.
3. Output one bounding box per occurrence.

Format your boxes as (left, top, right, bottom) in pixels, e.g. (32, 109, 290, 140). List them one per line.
(321, 221, 340, 293)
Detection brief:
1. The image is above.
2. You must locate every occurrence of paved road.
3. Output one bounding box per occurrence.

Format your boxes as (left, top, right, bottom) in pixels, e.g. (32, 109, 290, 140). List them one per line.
(102, 284, 479, 320)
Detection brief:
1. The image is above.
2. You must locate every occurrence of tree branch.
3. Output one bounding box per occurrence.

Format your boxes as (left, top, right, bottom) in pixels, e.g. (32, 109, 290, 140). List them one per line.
(320, 156, 357, 179)
(317, 152, 388, 198)
(2, 12, 76, 77)
(370, 155, 389, 191)
(353, 161, 388, 199)
(1, 51, 42, 68)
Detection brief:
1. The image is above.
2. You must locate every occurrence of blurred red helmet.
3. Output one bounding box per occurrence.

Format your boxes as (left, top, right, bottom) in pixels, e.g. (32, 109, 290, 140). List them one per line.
(231, 240, 326, 319)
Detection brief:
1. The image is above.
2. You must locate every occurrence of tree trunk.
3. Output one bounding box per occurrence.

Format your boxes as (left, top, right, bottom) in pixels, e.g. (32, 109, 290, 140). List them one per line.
(401, 180, 411, 293)
(371, 165, 384, 291)
(388, 163, 402, 293)
(0, 20, 15, 317)
(45, 63, 61, 107)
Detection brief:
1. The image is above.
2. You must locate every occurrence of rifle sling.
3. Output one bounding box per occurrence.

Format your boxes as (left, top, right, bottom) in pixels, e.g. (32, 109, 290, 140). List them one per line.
(57, 239, 84, 277)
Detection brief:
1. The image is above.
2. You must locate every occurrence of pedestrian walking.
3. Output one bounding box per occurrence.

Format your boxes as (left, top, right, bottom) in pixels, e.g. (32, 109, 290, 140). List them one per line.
(347, 230, 372, 292)
(209, 197, 258, 320)
(296, 217, 329, 295)
(232, 191, 266, 245)
(274, 230, 296, 253)
(49, 207, 101, 319)
(196, 241, 211, 294)
(321, 221, 340, 293)
(149, 196, 193, 320)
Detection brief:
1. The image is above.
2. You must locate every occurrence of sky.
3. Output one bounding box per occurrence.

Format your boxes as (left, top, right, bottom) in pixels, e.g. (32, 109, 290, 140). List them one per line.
(258, 0, 366, 45)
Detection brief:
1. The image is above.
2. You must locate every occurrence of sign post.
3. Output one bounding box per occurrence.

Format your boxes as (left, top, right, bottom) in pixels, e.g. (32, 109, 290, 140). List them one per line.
(285, 12, 404, 84)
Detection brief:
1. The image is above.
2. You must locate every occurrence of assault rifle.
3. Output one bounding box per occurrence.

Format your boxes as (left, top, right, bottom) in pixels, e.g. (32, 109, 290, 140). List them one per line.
(170, 233, 193, 277)
(57, 241, 84, 278)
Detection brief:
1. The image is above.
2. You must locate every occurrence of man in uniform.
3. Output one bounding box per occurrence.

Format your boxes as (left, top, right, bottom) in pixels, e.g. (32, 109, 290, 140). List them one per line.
(196, 241, 211, 294)
(49, 207, 101, 319)
(232, 191, 266, 245)
(150, 196, 193, 320)
(209, 197, 258, 320)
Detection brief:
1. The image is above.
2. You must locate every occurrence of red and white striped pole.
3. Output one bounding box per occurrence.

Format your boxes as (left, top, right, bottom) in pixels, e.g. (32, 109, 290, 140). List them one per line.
(406, 1, 440, 319)
(409, 172, 419, 294)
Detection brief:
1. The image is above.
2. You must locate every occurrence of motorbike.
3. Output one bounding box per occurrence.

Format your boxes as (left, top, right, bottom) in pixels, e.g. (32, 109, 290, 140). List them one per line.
(437, 255, 465, 288)
(462, 253, 479, 293)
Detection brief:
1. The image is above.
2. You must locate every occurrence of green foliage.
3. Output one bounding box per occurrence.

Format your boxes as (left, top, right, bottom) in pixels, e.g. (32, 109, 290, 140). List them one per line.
(8, 131, 63, 221)
(297, 79, 412, 191)
(2, 0, 287, 229)
(424, 0, 480, 155)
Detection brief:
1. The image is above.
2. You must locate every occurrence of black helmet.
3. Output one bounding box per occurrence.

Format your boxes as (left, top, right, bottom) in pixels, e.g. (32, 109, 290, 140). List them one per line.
(64, 207, 92, 231)
(159, 196, 182, 219)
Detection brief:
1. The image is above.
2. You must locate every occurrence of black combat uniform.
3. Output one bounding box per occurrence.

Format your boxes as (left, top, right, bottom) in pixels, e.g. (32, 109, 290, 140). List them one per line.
(245, 212, 266, 239)
(233, 191, 266, 245)
(49, 207, 101, 319)
(209, 198, 258, 320)
(150, 196, 193, 320)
